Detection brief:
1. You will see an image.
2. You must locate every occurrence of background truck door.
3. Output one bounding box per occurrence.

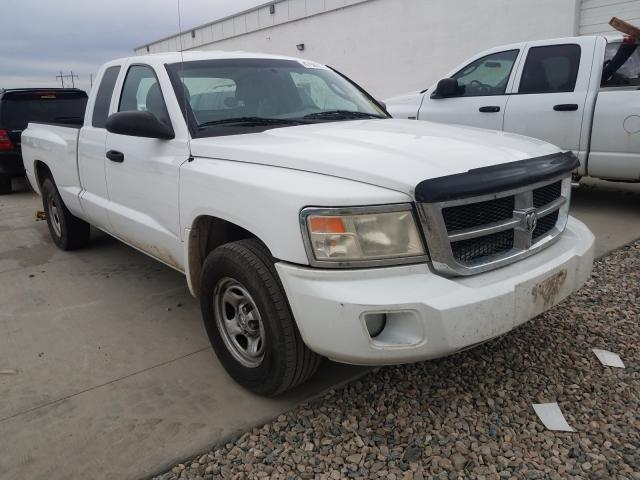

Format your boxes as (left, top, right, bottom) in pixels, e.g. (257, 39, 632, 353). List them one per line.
(418, 48, 522, 130)
(588, 40, 640, 181)
(78, 65, 120, 230)
(104, 63, 188, 270)
(503, 38, 596, 160)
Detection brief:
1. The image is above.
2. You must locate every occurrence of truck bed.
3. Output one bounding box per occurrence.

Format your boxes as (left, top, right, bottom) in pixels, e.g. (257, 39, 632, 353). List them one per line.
(21, 122, 83, 214)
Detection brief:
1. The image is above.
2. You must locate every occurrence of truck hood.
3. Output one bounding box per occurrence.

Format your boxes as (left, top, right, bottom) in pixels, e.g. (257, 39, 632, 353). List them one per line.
(189, 119, 562, 197)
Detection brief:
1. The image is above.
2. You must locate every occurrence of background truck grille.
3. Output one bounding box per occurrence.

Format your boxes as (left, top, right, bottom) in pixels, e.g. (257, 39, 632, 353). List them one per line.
(419, 177, 570, 275)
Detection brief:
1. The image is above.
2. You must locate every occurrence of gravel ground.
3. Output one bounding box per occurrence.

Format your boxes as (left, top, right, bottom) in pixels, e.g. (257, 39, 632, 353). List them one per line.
(154, 241, 639, 480)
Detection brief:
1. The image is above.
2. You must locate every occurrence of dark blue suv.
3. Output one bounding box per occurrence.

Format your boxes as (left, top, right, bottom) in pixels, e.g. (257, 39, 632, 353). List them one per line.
(0, 88, 87, 194)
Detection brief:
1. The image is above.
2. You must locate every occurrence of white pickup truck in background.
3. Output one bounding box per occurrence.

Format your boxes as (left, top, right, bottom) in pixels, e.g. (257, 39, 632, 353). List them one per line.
(386, 35, 640, 183)
(22, 51, 594, 395)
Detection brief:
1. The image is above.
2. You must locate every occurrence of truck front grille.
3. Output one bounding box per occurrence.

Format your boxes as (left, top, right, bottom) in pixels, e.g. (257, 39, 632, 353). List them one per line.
(442, 196, 515, 231)
(418, 177, 571, 276)
(451, 229, 515, 263)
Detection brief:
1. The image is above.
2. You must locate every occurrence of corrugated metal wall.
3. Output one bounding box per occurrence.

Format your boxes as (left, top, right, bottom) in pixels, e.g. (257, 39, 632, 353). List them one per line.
(135, 0, 371, 54)
(580, 0, 640, 35)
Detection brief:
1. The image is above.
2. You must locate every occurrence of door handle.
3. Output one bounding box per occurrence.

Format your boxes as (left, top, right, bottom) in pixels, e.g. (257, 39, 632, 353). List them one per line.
(479, 106, 500, 113)
(553, 104, 579, 112)
(106, 150, 124, 163)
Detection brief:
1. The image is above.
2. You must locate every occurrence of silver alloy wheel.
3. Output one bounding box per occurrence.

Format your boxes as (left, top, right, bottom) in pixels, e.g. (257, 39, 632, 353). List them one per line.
(48, 194, 62, 238)
(214, 277, 266, 368)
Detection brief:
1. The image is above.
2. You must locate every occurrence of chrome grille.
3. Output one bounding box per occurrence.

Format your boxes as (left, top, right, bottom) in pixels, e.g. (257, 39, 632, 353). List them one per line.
(419, 177, 571, 276)
(442, 196, 514, 231)
(451, 229, 515, 263)
(533, 181, 562, 209)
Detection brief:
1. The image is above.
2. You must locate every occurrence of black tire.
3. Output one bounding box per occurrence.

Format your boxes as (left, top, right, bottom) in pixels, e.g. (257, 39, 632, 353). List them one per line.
(41, 177, 90, 250)
(200, 238, 321, 396)
(0, 176, 11, 195)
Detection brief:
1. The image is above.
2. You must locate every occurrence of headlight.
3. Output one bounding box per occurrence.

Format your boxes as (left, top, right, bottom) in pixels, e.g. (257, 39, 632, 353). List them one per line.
(300, 204, 427, 268)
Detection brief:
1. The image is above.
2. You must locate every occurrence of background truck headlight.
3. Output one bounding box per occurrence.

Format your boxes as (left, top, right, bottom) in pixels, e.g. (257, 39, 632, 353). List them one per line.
(300, 204, 428, 268)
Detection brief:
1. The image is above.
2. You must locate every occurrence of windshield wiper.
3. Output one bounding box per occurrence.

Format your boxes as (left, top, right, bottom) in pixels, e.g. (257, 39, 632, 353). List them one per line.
(303, 110, 386, 120)
(198, 117, 309, 128)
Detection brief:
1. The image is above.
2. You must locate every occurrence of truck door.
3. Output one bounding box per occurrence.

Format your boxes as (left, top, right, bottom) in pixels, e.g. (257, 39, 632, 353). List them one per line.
(104, 63, 189, 271)
(78, 65, 120, 230)
(588, 40, 640, 181)
(418, 48, 522, 130)
(503, 38, 596, 160)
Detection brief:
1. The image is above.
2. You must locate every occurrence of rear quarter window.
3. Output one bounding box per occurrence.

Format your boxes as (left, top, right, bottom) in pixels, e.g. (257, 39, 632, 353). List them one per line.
(92, 66, 121, 128)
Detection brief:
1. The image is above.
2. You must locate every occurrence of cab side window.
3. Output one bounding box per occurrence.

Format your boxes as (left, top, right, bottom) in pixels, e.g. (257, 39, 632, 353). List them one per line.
(92, 66, 121, 128)
(119, 65, 171, 125)
(452, 50, 519, 97)
(601, 42, 640, 87)
(519, 44, 581, 94)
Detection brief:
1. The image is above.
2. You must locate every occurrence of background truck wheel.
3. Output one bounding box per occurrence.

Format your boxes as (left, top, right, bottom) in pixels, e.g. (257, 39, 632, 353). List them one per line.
(200, 238, 321, 396)
(0, 176, 11, 194)
(41, 178, 90, 250)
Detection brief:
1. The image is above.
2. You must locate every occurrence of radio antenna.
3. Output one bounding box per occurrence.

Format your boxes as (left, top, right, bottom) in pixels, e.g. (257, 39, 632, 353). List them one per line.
(177, 0, 192, 157)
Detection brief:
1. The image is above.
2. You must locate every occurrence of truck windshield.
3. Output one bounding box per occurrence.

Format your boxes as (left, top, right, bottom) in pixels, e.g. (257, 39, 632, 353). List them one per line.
(166, 58, 388, 137)
(0, 90, 88, 130)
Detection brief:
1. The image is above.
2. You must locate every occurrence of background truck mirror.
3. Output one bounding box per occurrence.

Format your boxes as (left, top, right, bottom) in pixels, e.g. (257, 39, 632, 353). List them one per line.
(105, 111, 175, 140)
(433, 78, 460, 99)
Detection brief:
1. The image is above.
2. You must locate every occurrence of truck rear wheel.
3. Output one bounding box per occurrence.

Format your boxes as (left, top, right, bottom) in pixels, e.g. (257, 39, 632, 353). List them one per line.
(0, 176, 11, 195)
(200, 238, 321, 396)
(41, 178, 90, 250)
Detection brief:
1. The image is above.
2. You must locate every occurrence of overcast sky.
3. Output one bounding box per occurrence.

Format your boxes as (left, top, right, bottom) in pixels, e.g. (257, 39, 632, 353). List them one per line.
(0, 0, 264, 91)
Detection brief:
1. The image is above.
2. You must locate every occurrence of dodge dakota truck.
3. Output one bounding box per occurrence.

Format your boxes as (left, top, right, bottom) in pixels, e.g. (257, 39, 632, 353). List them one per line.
(386, 35, 640, 183)
(21, 52, 595, 395)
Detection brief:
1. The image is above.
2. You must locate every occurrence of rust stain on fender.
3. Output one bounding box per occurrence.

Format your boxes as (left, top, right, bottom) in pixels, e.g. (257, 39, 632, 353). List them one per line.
(532, 269, 568, 308)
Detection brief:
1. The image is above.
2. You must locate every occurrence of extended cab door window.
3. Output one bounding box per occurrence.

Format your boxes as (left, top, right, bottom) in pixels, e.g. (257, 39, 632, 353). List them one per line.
(92, 66, 120, 128)
(504, 40, 594, 157)
(418, 49, 520, 130)
(589, 42, 640, 181)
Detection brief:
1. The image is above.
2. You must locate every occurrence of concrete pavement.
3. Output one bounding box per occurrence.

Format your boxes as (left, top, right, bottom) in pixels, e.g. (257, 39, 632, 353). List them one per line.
(0, 178, 638, 480)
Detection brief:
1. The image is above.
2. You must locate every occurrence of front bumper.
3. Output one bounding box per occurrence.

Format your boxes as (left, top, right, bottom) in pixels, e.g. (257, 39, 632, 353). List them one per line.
(276, 216, 594, 365)
(0, 152, 25, 177)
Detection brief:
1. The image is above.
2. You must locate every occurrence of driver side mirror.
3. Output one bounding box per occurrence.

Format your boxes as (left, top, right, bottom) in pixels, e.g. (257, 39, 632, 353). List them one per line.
(106, 111, 175, 140)
(432, 78, 461, 99)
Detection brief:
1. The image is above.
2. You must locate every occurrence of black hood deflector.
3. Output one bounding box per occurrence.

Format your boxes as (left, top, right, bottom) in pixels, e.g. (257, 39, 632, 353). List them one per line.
(415, 152, 579, 203)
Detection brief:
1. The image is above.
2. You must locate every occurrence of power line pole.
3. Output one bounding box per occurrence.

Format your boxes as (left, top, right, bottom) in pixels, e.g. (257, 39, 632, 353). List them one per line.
(69, 71, 78, 88)
(55, 71, 80, 88)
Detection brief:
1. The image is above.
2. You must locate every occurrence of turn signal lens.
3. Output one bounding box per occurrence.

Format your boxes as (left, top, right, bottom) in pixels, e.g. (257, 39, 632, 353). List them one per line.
(309, 216, 346, 234)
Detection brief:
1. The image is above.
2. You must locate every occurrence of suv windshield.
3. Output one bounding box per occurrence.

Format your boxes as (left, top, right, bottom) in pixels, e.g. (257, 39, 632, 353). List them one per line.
(0, 90, 87, 130)
(166, 58, 387, 137)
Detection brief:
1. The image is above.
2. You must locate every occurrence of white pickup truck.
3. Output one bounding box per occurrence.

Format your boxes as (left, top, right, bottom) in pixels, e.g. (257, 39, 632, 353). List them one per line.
(387, 35, 640, 183)
(22, 52, 594, 395)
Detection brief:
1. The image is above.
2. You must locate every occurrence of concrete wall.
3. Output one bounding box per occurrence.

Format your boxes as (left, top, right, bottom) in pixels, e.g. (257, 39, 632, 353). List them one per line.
(137, 0, 581, 99)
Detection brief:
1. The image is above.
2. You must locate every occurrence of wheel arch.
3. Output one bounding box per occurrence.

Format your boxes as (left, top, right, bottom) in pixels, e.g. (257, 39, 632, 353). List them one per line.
(185, 214, 271, 298)
(33, 160, 54, 191)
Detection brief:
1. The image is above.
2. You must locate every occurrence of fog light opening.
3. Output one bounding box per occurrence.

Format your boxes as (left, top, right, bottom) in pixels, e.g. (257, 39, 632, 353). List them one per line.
(365, 313, 387, 338)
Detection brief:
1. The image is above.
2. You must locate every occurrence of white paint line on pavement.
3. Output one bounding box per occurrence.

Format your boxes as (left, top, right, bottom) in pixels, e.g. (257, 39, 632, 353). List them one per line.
(532, 403, 574, 432)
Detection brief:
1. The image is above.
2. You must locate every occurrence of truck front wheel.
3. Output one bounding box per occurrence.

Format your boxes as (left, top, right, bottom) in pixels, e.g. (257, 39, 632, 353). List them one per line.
(41, 178, 90, 250)
(200, 239, 321, 396)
